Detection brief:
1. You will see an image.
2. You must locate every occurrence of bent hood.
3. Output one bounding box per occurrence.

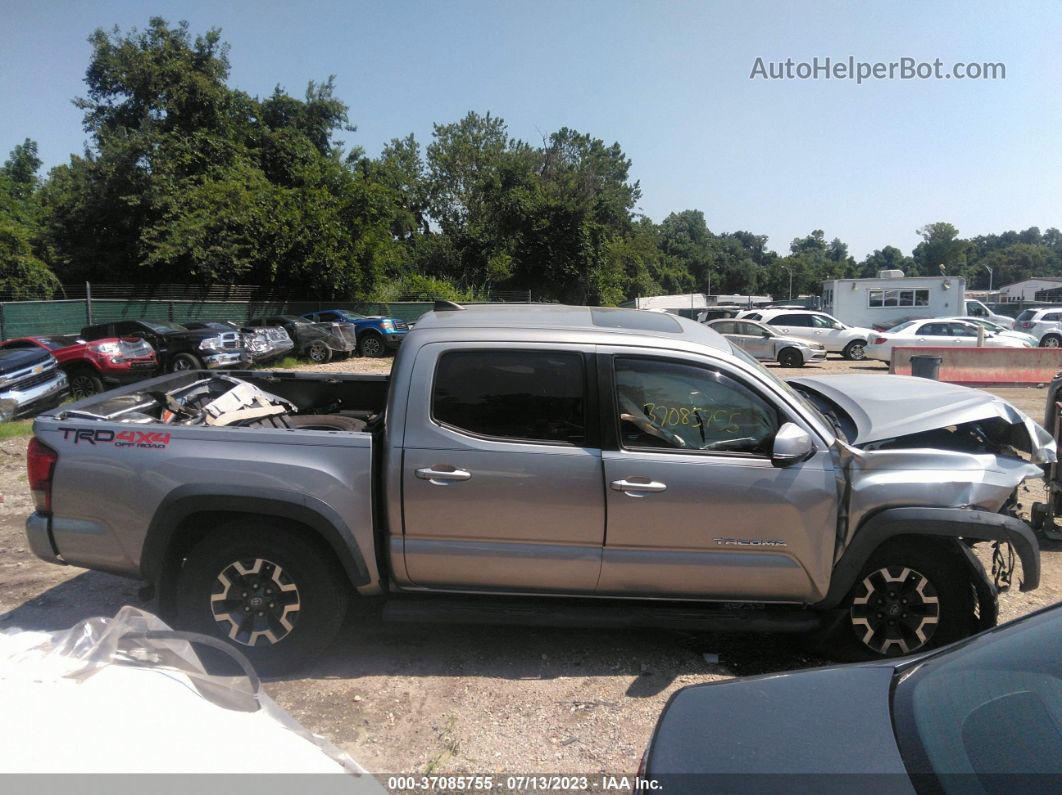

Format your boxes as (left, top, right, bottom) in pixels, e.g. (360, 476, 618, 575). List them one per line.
(790, 374, 1056, 464)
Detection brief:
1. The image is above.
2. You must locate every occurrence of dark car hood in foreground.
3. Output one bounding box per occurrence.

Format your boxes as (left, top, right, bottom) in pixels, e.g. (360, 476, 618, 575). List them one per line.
(0, 347, 51, 374)
(645, 664, 914, 792)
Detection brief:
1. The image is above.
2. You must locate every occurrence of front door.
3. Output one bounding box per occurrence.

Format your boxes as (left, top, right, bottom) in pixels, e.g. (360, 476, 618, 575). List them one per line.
(401, 344, 605, 592)
(598, 351, 838, 602)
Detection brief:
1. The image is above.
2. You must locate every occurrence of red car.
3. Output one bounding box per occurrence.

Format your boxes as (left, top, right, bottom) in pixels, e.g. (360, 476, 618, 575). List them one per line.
(0, 335, 159, 399)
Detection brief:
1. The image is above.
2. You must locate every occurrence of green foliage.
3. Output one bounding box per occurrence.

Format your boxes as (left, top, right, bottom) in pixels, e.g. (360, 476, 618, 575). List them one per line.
(9, 16, 1062, 308)
(0, 222, 60, 299)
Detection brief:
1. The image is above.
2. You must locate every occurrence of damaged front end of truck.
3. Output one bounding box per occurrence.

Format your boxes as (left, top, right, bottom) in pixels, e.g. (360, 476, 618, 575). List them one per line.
(792, 374, 1055, 628)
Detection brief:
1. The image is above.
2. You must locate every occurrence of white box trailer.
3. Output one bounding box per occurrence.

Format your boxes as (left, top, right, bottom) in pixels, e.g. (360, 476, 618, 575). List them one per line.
(823, 273, 966, 329)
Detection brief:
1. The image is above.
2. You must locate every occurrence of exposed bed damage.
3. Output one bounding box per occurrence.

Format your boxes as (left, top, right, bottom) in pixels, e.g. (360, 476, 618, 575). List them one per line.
(790, 374, 1056, 543)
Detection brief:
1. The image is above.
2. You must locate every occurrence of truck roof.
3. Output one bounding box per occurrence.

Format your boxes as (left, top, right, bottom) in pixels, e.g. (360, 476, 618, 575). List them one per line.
(412, 304, 730, 351)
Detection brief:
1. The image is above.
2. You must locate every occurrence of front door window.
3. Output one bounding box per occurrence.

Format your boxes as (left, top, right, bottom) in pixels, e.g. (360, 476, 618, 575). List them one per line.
(614, 357, 778, 456)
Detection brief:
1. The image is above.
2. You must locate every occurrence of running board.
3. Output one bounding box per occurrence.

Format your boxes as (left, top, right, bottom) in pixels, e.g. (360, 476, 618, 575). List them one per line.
(382, 597, 822, 634)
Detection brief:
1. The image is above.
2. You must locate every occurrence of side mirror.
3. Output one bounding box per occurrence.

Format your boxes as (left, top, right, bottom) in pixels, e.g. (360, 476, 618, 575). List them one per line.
(771, 422, 814, 468)
(761, 332, 771, 338)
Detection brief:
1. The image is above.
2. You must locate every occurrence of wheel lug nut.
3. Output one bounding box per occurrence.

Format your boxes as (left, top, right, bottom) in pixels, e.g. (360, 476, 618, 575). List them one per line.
(876, 612, 883, 618)
(902, 613, 908, 618)
(269, 602, 275, 608)
(241, 592, 248, 598)
(257, 611, 263, 616)
(901, 598, 907, 605)
(244, 606, 250, 612)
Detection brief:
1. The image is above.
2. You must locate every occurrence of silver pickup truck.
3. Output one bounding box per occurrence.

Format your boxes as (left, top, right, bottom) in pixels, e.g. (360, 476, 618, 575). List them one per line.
(24, 304, 1054, 672)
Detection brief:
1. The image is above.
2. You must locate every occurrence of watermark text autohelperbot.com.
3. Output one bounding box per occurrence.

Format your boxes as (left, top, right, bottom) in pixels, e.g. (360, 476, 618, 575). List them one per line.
(750, 56, 1005, 84)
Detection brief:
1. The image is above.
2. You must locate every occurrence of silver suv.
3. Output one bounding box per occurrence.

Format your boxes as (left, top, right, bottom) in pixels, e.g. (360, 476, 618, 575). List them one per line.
(1014, 307, 1062, 347)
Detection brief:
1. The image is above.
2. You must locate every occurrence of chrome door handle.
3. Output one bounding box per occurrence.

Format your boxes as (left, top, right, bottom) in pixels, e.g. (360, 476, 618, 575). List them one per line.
(611, 478, 667, 496)
(415, 466, 471, 485)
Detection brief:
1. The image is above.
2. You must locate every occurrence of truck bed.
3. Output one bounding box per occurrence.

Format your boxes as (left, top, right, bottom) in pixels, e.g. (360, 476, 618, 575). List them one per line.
(31, 368, 384, 585)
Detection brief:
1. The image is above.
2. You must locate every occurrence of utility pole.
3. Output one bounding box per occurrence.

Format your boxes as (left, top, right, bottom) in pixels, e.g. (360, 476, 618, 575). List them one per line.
(984, 264, 993, 295)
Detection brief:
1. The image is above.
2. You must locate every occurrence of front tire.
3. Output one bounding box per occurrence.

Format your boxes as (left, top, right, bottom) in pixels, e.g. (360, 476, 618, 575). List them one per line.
(169, 353, 202, 373)
(175, 520, 349, 675)
(67, 367, 104, 399)
(1041, 334, 1061, 348)
(358, 332, 385, 358)
(826, 540, 976, 661)
(842, 340, 867, 360)
(777, 348, 804, 368)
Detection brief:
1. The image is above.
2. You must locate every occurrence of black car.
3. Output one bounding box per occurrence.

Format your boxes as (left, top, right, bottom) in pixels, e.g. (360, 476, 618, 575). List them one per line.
(0, 346, 69, 421)
(641, 602, 1062, 793)
(80, 320, 247, 373)
(247, 314, 357, 364)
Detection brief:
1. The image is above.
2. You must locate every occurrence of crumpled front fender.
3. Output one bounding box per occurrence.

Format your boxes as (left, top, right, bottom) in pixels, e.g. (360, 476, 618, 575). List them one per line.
(838, 442, 1045, 536)
(817, 506, 1040, 609)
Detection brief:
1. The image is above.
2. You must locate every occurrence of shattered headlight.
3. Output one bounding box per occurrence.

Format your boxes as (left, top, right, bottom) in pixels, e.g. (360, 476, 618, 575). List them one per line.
(199, 337, 225, 352)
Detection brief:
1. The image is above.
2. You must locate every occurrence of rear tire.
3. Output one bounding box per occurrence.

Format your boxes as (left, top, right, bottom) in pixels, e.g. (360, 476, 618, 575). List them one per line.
(175, 520, 349, 675)
(1041, 334, 1061, 348)
(842, 340, 867, 360)
(818, 540, 976, 662)
(777, 348, 804, 368)
(306, 340, 332, 364)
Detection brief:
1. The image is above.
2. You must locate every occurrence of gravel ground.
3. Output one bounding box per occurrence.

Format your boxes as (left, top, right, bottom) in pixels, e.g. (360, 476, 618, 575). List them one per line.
(0, 353, 1059, 776)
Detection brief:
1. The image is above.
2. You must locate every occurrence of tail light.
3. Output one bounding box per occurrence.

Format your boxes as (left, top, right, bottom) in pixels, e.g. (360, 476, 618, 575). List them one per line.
(27, 438, 58, 514)
(873, 336, 888, 345)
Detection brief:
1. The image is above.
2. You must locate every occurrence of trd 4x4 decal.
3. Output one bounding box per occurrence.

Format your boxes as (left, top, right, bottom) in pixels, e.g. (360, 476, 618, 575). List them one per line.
(58, 428, 171, 448)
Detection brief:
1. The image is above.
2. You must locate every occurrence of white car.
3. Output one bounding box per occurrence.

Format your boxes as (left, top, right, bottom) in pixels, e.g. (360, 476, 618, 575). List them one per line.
(944, 316, 1038, 346)
(1013, 306, 1062, 347)
(964, 299, 1015, 329)
(735, 309, 875, 360)
(864, 318, 1033, 363)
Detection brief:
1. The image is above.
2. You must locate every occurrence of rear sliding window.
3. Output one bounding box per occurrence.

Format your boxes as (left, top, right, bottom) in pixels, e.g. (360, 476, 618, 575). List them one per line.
(432, 350, 586, 445)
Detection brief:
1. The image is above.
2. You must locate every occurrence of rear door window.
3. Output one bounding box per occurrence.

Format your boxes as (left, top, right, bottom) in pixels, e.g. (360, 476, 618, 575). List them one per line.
(432, 350, 587, 445)
(771, 314, 812, 327)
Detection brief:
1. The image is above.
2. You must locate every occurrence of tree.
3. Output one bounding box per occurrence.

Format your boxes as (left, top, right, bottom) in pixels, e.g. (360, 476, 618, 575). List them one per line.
(0, 222, 59, 299)
(39, 17, 401, 295)
(913, 222, 967, 276)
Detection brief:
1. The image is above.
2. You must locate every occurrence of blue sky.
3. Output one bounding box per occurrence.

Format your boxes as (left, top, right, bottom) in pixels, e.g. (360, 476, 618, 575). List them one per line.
(2, 0, 1059, 258)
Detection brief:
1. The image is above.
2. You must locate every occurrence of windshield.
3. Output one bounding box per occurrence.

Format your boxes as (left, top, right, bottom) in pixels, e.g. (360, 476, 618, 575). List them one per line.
(727, 343, 837, 438)
(35, 337, 68, 350)
(892, 605, 1062, 785)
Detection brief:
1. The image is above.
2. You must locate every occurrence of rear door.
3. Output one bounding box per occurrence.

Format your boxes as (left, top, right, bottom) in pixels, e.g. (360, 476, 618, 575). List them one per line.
(765, 313, 814, 346)
(401, 343, 605, 592)
(597, 349, 837, 602)
(731, 321, 774, 359)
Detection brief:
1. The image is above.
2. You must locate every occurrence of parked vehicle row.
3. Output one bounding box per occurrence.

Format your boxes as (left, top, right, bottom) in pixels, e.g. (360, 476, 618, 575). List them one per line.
(0, 309, 410, 418)
(864, 318, 1034, 362)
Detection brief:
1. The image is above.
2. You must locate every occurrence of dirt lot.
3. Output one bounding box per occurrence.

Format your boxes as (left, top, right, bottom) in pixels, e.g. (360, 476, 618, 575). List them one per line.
(1, 354, 1059, 776)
